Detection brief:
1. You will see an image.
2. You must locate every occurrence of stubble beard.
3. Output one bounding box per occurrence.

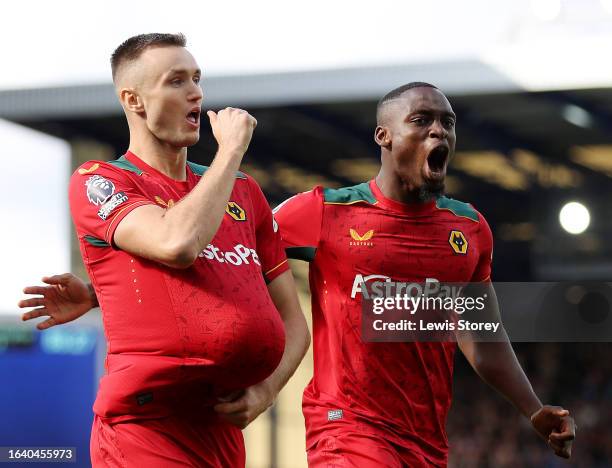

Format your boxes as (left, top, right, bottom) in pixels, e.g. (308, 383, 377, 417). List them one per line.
(417, 180, 445, 202)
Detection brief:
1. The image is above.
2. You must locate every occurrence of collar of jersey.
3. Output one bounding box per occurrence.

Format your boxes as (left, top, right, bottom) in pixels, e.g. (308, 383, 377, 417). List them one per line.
(125, 151, 194, 190)
(369, 179, 437, 215)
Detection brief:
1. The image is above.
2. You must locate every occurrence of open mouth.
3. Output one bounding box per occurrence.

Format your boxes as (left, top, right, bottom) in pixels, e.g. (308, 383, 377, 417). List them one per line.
(426, 145, 449, 176)
(186, 108, 201, 126)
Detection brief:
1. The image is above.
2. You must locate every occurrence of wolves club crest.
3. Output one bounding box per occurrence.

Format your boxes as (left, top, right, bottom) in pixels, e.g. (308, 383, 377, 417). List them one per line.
(85, 175, 115, 206)
(226, 201, 246, 221)
(449, 230, 468, 255)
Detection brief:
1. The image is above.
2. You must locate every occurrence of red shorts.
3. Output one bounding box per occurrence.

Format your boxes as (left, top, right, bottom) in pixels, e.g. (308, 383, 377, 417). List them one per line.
(90, 413, 244, 467)
(307, 432, 435, 468)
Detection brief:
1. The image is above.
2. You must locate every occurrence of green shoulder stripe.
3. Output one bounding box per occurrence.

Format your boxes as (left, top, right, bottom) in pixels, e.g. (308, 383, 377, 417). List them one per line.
(187, 161, 246, 179)
(84, 235, 110, 247)
(107, 157, 246, 179)
(187, 161, 208, 176)
(108, 155, 143, 175)
(435, 196, 479, 222)
(323, 182, 376, 205)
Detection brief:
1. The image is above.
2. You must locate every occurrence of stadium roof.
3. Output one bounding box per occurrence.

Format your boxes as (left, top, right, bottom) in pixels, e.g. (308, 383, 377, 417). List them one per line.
(0, 61, 521, 119)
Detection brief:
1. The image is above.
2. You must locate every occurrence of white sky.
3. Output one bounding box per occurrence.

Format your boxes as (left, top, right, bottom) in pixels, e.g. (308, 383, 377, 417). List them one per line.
(1, 0, 611, 91)
(0, 120, 70, 315)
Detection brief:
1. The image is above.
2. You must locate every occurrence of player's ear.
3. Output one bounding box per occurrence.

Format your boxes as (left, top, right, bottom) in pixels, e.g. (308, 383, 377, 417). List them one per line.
(119, 88, 145, 114)
(374, 125, 391, 148)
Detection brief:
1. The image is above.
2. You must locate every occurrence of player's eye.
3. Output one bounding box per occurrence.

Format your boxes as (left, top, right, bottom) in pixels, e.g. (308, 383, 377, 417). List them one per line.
(171, 78, 183, 87)
(443, 119, 455, 128)
(411, 117, 428, 126)
(193, 76, 201, 85)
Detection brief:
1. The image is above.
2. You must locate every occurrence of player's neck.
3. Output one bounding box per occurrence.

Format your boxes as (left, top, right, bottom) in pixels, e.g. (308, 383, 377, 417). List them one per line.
(375, 170, 434, 204)
(128, 135, 187, 181)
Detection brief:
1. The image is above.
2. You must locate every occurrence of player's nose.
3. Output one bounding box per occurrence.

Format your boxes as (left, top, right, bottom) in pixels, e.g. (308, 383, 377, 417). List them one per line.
(428, 120, 448, 139)
(188, 81, 203, 103)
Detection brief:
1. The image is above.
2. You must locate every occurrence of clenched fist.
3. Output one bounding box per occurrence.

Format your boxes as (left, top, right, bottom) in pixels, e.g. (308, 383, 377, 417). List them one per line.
(531, 405, 576, 459)
(207, 107, 257, 156)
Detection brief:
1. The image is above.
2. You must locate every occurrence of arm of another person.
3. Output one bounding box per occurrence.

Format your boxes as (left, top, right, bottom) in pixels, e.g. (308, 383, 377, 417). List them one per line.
(19, 274, 97, 330)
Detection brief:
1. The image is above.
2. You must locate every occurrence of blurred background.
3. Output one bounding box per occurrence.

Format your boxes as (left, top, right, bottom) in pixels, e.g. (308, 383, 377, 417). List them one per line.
(1, 0, 611, 466)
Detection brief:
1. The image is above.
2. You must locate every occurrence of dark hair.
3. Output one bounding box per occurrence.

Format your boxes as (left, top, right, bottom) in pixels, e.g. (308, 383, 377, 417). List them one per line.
(110, 33, 187, 81)
(376, 82, 438, 122)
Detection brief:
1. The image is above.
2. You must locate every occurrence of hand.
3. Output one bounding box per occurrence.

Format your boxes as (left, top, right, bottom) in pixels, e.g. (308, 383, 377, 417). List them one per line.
(18, 273, 96, 330)
(207, 107, 257, 156)
(214, 381, 276, 429)
(530, 405, 576, 459)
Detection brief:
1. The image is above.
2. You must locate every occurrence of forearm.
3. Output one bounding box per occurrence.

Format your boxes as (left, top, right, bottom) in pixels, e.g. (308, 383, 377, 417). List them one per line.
(263, 271, 311, 396)
(263, 308, 310, 396)
(161, 148, 243, 256)
(473, 341, 577, 459)
(467, 339, 542, 418)
(114, 148, 245, 268)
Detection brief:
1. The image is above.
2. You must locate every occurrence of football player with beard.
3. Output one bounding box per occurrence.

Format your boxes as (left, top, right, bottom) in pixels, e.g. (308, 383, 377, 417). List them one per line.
(274, 82, 576, 467)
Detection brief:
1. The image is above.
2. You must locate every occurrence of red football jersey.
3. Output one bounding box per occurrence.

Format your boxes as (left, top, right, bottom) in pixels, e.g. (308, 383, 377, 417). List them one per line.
(274, 179, 492, 466)
(69, 151, 288, 423)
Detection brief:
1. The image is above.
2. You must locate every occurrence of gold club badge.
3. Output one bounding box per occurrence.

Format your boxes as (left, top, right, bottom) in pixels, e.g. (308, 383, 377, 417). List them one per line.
(449, 230, 468, 254)
(226, 201, 246, 221)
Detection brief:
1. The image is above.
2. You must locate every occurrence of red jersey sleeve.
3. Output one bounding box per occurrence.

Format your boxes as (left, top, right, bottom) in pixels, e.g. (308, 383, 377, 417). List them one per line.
(69, 161, 154, 247)
(272, 186, 324, 262)
(471, 211, 493, 282)
(247, 176, 289, 283)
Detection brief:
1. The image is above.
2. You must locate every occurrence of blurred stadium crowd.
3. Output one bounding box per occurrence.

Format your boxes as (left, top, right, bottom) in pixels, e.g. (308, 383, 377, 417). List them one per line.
(448, 343, 611, 467)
